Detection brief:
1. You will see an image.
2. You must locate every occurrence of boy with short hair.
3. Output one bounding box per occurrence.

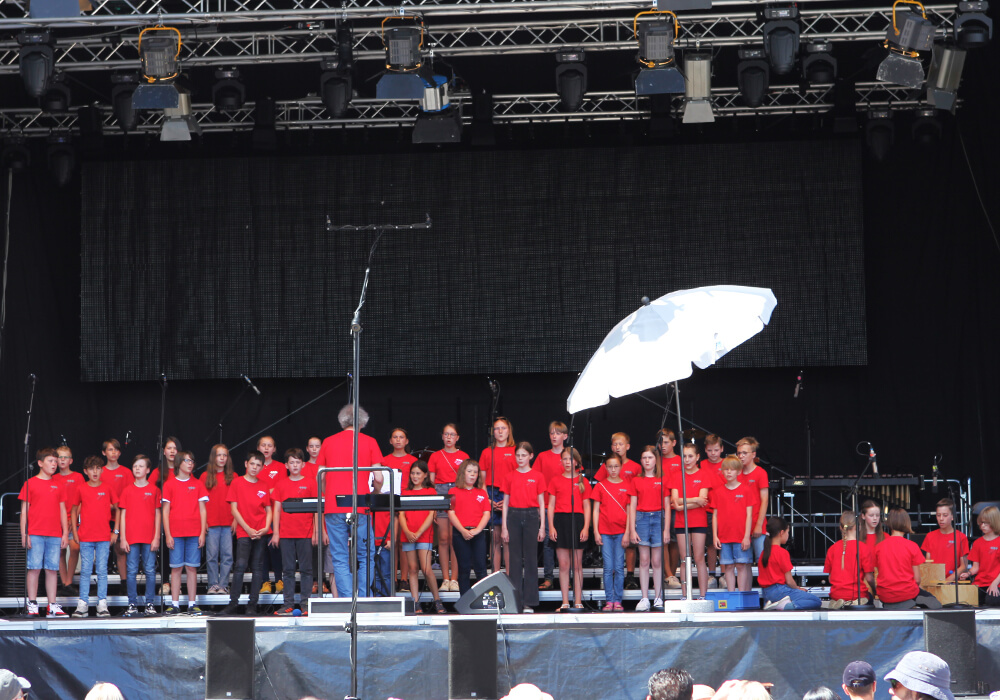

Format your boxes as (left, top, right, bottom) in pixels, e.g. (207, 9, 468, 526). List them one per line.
(19, 447, 70, 617)
(659, 429, 683, 590)
(533, 421, 568, 590)
(270, 447, 318, 615)
(595, 433, 641, 588)
(54, 445, 83, 594)
(101, 438, 130, 588)
(119, 454, 162, 617)
(922, 498, 969, 581)
(735, 436, 769, 561)
(702, 434, 725, 587)
(71, 456, 116, 618)
(257, 435, 286, 595)
(710, 456, 758, 592)
(221, 450, 273, 616)
(161, 451, 209, 615)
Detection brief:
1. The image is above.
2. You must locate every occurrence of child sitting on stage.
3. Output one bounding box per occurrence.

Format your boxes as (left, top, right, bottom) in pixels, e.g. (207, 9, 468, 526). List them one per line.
(874, 508, 942, 610)
(711, 455, 757, 593)
(960, 505, 1000, 607)
(501, 442, 546, 613)
(823, 511, 875, 608)
(71, 456, 116, 618)
(759, 516, 821, 610)
(921, 498, 969, 581)
(860, 500, 886, 550)
(400, 460, 445, 614)
(119, 455, 161, 617)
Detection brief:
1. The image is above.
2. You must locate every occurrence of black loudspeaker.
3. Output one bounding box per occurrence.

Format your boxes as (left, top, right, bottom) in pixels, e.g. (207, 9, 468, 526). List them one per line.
(453, 571, 522, 615)
(1, 525, 28, 595)
(448, 619, 498, 700)
(206, 618, 256, 700)
(923, 610, 979, 695)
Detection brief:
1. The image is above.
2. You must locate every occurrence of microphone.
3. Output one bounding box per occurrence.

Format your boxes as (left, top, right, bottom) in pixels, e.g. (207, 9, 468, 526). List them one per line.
(868, 443, 879, 476)
(932, 454, 939, 494)
(241, 374, 261, 396)
(59, 434, 67, 446)
(161, 373, 168, 386)
(793, 371, 803, 398)
(29, 373, 37, 381)
(125, 430, 132, 446)
(488, 376, 498, 394)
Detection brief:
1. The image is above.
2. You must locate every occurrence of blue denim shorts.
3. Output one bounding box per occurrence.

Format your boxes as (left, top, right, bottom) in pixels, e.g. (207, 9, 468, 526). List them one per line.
(26, 535, 62, 570)
(169, 535, 202, 568)
(634, 511, 663, 547)
(402, 542, 432, 552)
(719, 541, 754, 565)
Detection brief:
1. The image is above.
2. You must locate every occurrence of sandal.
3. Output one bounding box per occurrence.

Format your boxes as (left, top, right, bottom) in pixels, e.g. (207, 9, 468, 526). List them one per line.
(557, 603, 570, 612)
(435, 600, 447, 614)
(539, 579, 553, 590)
(414, 606, 424, 615)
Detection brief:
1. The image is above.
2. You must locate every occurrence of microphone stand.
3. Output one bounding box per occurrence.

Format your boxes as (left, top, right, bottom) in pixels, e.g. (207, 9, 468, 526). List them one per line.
(943, 481, 969, 608)
(847, 447, 877, 609)
(488, 380, 499, 574)
(204, 379, 252, 445)
(23, 374, 37, 483)
(155, 374, 168, 613)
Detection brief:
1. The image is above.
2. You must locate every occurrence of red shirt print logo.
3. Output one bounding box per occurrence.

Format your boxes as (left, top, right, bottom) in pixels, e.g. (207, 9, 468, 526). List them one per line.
(257, 491, 267, 499)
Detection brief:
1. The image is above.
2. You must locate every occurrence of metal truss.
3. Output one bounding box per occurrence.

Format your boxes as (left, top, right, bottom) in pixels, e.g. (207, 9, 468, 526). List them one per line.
(0, 81, 941, 136)
(0, 4, 958, 74)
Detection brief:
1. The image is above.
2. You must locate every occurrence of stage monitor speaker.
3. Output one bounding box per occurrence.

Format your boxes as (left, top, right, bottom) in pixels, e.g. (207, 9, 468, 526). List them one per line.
(206, 618, 256, 700)
(1, 525, 27, 596)
(923, 610, 979, 695)
(453, 571, 522, 615)
(448, 618, 497, 700)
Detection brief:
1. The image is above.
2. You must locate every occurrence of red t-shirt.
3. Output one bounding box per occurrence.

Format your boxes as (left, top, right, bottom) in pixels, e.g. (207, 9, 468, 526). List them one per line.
(480, 446, 516, 489)
(162, 477, 209, 538)
(502, 469, 547, 509)
(700, 458, 723, 477)
(118, 482, 161, 544)
(200, 471, 235, 528)
(758, 544, 792, 587)
(737, 465, 769, 530)
(824, 540, 875, 601)
(73, 482, 117, 542)
(547, 475, 592, 515)
(670, 469, 712, 528)
(100, 465, 132, 499)
(259, 460, 287, 488)
(592, 478, 635, 535)
(227, 476, 272, 539)
(316, 430, 384, 514)
(921, 529, 970, 577)
(19, 476, 66, 537)
(710, 482, 759, 543)
(533, 450, 566, 486)
(594, 458, 641, 482)
(148, 467, 176, 486)
(865, 532, 884, 550)
(632, 476, 667, 513)
(968, 536, 1000, 588)
(662, 455, 682, 473)
(449, 486, 490, 528)
(54, 471, 84, 507)
(302, 461, 318, 482)
(383, 453, 419, 488)
(272, 477, 318, 540)
(875, 536, 924, 603)
(428, 449, 469, 486)
(400, 487, 437, 543)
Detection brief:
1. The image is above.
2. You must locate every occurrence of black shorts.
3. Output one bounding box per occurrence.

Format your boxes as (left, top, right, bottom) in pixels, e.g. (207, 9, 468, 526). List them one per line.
(553, 512, 590, 548)
(675, 526, 709, 536)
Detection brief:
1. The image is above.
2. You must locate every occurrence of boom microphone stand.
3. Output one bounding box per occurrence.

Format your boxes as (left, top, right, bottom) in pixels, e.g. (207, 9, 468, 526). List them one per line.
(155, 374, 168, 613)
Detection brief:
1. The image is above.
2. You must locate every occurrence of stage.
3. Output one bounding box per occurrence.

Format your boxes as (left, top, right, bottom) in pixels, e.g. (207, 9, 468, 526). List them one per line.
(2, 608, 998, 700)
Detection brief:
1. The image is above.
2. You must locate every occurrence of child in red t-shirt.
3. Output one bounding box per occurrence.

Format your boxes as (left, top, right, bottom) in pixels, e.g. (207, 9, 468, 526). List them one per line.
(101, 438, 130, 584)
(671, 444, 712, 599)
(548, 447, 592, 611)
(629, 446, 668, 610)
(162, 450, 209, 615)
(702, 434, 725, 583)
(593, 455, 635, 611)
(221, 450, 273, 616)
(430, 423, 468, 593)
(501, 442, 546, 612)
(961, 505, 1000, 607)
(921, 498, 970, 581)
(54, 445, 82, 593)
(400, 461, 445, 613)
(861, 499, 886, 550)
(257, 435, 286, 595)
(533, 421, 569, 590)
(201, 444, 236, 595)
(711, 456, 758, 592)
(735, 437, 768, 562)
(119, 454, 162, 616)
(383, 428, 417, 589)
(658, 429, 682, 588)
(482, 417, 516, 578)
(448, 460, 491, 595)
(71, 456, 117, 618)
(824, 511, 875, 607)
(19, 447, 69, 618)
(875, 508, 942, 610)
(759, 516, 821, 610)
(270, 448, 318, 615)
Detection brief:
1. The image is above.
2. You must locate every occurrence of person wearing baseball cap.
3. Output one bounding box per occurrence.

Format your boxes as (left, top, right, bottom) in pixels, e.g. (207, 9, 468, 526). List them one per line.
(0, 669, 30, 700)
(842, 660, 876, 700)
(885, 651, 955, 700)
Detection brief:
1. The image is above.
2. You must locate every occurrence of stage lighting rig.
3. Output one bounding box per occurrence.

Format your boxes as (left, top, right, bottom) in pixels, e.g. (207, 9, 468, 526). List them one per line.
(47, 134, 75, 187)
(18, 31, 55, 99)
(133, 25, 182, 110)
(376, 17, 430, 100)
(555, 51, 587, 111)
(212, 67, 245, 112)
(801, 41, 837, 84)
(111, 72, 138, 133)
(1, 137, 31, 172)
(954, 1, 992, 48)
(682, 51, 714, 123)
(737, 47, 769, 108)
(160, 87, 201, 141)
(865, 109, 894, 161)
(634, 11, 685, 96)
(320, 24, 355, 118)
(762, 5, 800, 76)
(41, 72, 71, 113)
(926, 42, 966, 111)
(876, 1, 936, 89)
(911, 107, 941, 143)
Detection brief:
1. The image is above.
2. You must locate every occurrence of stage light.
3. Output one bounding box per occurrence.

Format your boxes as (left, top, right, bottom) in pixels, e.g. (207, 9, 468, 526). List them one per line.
(737, 46, 769, 108)
(762, 5, 800, 76)
(133, 25, 182, 110)
(1, 137, 31, 172)
(111, 72, 138, 132)
(954, 1, 992, 48)
(160, 87, 201, 142)
(251, 96, 277, 150)
(802, 41, 837, 84)
(633, 11, 685, 96)
(47, 134, 75, 187)
(877, 2, 935, 89)
(376, 18, 429, 100)
(865, 109, 894, 161)
(40, 72, 71, 113)
(555, 51, 587, 111)
(911, 108, 941, 144)
(320, 25, 355, 117)
(926, 43, 966, 111)
(18, 31, 54, 99)
(682, 51, 714, 123)
(211, 67, 244, 112)
(412, 74, 462, 144)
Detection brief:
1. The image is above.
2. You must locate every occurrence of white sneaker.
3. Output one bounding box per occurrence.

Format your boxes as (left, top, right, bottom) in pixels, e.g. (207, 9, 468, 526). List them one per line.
(763, 595, 791, 611)
(26, 601, 39, 616)
(707, 576, 719, 589)
(522, 606, 534, 614)
(635, 597, 651, 612)
(47, 603, 68, 618)
(652, 596, 664, 609)
(72, 601, 89, 618)
(665, 576, 682, 589)
(96, 600, 110, 617)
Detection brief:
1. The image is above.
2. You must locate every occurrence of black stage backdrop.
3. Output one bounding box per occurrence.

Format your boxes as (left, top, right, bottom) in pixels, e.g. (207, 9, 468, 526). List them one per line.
(1, 124, 999, 520)
(79, 141, 865, 382)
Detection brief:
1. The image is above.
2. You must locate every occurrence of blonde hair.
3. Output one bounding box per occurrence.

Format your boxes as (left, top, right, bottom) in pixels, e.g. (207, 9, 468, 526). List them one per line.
(85, 683, 126, 700)
(978, 506, 1000, 534)
(454, 459, 484, 489)
(719, 455, 741, 473)
(735, 436, 759, 452)
(840, 511, 857, 569)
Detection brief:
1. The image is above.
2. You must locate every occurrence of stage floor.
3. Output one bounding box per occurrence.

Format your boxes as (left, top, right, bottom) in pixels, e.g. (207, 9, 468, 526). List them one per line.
(2, 609, 998, 700)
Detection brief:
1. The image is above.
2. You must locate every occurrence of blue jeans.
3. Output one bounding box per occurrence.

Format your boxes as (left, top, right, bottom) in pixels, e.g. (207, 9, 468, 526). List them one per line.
(635, 511, 663, 547)
(79, 540, 110, 602)
(452, 528, 487, 595)
(762, 583, 822, 610)
(127, 543, 157, 605)
(325, 513, 374, 598)
(206, 526, 234, 590)
(542, 519, 555, 579)
(373, 544, 392, 597)
(601, 533, 626, 603)
(752, 534, 766, 561)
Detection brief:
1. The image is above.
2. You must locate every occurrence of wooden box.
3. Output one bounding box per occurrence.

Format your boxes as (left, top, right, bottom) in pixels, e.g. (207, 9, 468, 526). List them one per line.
(924, 582, 979, 607)
(920, 562, 947, 586)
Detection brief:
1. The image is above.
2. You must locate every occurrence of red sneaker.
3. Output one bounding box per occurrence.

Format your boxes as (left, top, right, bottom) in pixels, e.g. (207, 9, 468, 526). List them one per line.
(274, 606, 296, 616)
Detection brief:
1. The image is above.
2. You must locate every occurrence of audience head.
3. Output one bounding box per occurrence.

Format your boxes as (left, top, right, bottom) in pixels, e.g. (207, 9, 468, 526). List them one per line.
(803, 687, 840, 700)
(502, 683, 554, 700)
(692, 685, 715, 700)
(884, 651, 954, 700)
(842, 660, 876, 697)
(0, 670, 29, 700)
(84, 682, 125, 700)
(647, 668, 694, 700)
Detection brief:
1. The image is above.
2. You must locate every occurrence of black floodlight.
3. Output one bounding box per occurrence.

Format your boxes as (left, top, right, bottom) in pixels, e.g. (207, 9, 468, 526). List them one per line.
(877, 1, 936, 88)
(212, 67, 245, 111)
(251, 96, 276, 150)
(737, 46, 769, 107)
(47, 134, 75, 187)
(555, 51, 587, 111)
(320, 58, 353, 118)
(470, 87, 495, 146)
(111, 72, 138, 132)
(413, 106, 462, 144)
(911, 107, 941, 143)
(802, 41, 837, 83)
(926, 43, 966, 111)
(18, 31, 54, 99)
(634, 11, 685, 95)
(955, 1, 992, 48)
(831, 78, 858, 133)
(133, 25, 182, 109)
(1, 136, 31, 171)
(865, 109, 894, 161)
(77, 104, 105, 152)
(40, 72, 71, 112)
(762, 5, 800, 76)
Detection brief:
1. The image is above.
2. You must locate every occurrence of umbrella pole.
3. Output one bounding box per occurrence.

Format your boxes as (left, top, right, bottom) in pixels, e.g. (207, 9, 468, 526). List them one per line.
(674, 381, 694, 602)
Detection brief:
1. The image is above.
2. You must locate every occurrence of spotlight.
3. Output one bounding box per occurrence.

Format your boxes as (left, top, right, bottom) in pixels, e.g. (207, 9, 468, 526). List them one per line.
(737, 46, 769, 108)
(926, 43, 966, 111)
(212, 67, 245, 112)
(555, 51, 587, 111)
(40, 72, 71, 112)
(320, 24, 354, 117)
(18, 31, 54, 99)
(633, 11, 685, 95)
(376, 18, 429, 99)
(1, 136, 31, 172)
(865, 109, 894, 161)
(802, 41, 837, 84)
(111, 71, 138, 133)
(762, 5, 800, 76)
(133, 25, 182, 109)
(682, 51, 714, 123)
(954, 1, 992, 48)
(877, 2, 936, 89)
(911, 107, 941, 144)
(251, 96, 277, 150)
(47, 134, 75, 187)
(412, 74, 462, 144)
(160, 87, 201, 142)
